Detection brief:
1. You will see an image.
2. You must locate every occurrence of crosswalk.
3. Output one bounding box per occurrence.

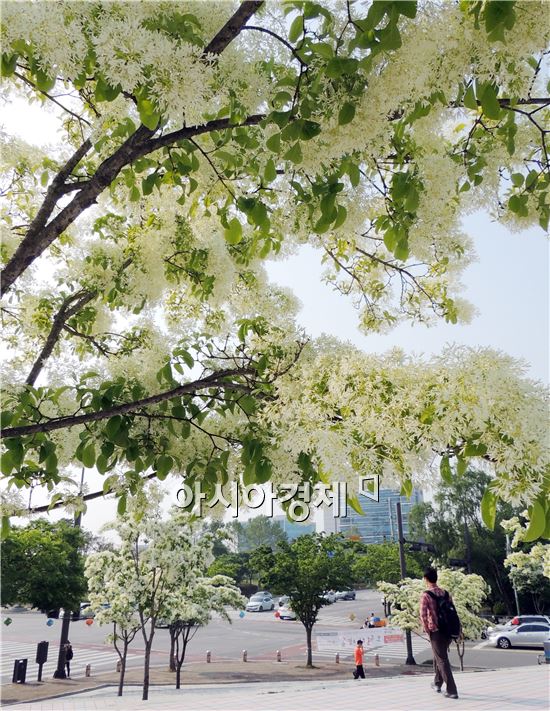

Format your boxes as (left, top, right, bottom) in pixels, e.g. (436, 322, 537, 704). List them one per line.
(313, 635, 432, 662)
(1, 641, 121, 682)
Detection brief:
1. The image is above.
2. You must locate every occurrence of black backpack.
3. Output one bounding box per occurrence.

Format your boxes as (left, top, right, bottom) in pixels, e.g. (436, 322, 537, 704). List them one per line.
(65, 645, 73, 660)
(426, 590, 461, 639)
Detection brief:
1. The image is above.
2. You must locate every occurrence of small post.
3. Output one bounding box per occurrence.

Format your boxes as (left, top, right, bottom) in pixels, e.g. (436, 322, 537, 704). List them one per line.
(276, 650, 281, 662)
(374, 654, 380, 667)
(242, 649, 247, 662)
(206, 650, 211, 663)
(335, 652, 340, 664)
(116, 660, 121, 673)
(85, 664, 91, 677)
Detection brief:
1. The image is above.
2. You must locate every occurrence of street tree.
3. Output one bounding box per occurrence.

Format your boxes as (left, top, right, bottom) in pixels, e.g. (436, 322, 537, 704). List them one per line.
(352, 541, 425, 586)
(378, 568, 489, 670)
(1, 518, 87, 613)
(85, 489, 244, 699)
(1, 1, 549, 531)
(502, 515, 550, 614)
(261, 533, 354, 667)
(85, 550, 141, 696)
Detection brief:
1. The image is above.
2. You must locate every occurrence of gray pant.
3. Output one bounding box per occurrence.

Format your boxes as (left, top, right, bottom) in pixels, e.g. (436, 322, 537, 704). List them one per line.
(429, 631, 457, 695)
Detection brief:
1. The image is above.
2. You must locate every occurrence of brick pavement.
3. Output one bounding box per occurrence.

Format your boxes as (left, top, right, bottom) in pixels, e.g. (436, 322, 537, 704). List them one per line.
(3, 665, 548, 710)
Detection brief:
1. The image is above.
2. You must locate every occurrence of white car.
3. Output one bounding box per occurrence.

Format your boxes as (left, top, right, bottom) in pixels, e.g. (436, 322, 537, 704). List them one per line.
(322, 591, 336, 604)
(278, 605, 297, 620)
(246, 593, 274, 612)
(488, 622, 550, 649)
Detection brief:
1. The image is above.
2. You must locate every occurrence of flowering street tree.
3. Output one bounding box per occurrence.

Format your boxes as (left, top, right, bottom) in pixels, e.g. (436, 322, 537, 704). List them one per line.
(378, 568, 489, 670)
(85, 490, 244, 700)
(1, 2, 549, 529)
(502, 515, 550, 614)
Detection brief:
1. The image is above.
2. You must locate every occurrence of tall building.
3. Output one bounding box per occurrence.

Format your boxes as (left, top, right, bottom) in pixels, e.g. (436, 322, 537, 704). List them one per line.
(273, 514, 315, 541)
(318, 488, 423, 543)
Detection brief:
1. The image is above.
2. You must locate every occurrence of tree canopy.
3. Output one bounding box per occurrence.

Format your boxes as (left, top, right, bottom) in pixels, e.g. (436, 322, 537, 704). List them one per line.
(1, 518, 87, 611)
(1, 1, 549, 533)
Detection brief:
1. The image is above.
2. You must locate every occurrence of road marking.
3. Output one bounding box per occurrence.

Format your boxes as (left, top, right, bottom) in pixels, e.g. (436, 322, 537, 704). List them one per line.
(472, 640, 490, 650)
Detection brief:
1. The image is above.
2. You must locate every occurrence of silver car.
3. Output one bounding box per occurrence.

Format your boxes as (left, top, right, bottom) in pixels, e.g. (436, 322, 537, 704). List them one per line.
(488, 622, 550, 649)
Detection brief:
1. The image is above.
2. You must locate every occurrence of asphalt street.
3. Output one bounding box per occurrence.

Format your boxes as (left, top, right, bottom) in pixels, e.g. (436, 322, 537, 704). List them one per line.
(2, 590, 544, 685)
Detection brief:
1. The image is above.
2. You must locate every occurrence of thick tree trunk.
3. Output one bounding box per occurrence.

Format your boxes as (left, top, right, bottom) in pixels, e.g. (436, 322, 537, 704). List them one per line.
(306, 625, 313, 668)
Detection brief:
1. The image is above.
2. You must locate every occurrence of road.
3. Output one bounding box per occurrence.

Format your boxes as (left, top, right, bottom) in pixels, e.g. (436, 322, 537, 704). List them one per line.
(2, 591, 544, 683)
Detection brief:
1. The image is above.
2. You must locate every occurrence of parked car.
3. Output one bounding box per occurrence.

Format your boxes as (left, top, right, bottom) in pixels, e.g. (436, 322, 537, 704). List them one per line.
(335, 590, 356, 601)
(278, 595, 290, 607)
(322, 590, 336, 604)
(246, 592, 274, 612)
(488, 623, 550, 649)
(60, 601, 92, 620)
(279, 604, 297, 620)
(487, 615, 550, 635)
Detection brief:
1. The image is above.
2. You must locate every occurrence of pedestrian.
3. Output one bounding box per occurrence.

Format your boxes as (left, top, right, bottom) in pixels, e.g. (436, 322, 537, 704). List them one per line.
(64, 641, 74, 678)
(367, 612, 376, 628)
(353, 639, 365, 679)
(420, 567, 460, 699)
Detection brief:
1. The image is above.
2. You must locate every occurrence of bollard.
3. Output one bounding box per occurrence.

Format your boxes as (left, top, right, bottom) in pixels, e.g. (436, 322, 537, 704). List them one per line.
(374, 654, 380, 667)
(206, 650, 211, 663)
(85, 664, 91, 677)
(335, 652, 340, 664)
(276, 650, 282, 662)
(116, 660, 121, 673)
(242, 649, 247, 662)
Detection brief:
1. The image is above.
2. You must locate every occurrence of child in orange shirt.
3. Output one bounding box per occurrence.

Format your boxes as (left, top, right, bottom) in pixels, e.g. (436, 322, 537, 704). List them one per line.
(353, 639, 365, 679)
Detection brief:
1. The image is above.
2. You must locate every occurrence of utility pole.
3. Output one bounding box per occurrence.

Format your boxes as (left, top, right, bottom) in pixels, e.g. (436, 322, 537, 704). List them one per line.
(396, 501, 416, 665)
(506, 534, 521, 616)
(53, 468, 85, 678)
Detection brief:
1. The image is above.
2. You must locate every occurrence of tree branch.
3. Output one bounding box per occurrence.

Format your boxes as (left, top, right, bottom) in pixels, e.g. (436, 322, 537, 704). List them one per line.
(26, 290, 97, 386)
(2, 367, 256, 439)
(203, 1, 264, 56)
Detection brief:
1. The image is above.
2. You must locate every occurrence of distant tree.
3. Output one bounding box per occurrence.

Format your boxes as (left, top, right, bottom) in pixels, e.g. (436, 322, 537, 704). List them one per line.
(202, 520, 233, 557)
(207, 552, 251, 586)
(230, 515, 287, 552)
(1, 518, 87, 612)
(408, 469, 520, 613)
(261, 534, 353, 667)
(352, 541, 425, 586)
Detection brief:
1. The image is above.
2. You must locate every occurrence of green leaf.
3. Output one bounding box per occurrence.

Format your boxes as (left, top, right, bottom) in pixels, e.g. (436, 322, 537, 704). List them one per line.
(155, 454, 174, 480)
(1, 53, 18, 77)
(480, 488, 497, 530)
(347, 162, 360, 188)
(394, 239, 409, 261)
(510, 172, 524, 187)
(284, 142, 303, 164)
(464, 441, 488, 457)
(440, 456, 452, 485)
(264, 158, 277, 183)
(456, 455, 467, 477)
(333, 205, 347, 229)
(347, 494, 364, 515)
(1, 451, 14, 475)
(117, 494, 127, 516)
(105, 415, 122, 441)
(289, 15, 304, 43)
(397, 1, 417, 18)
(463, 84, 478, 110)
(523, 499, 546, 542)
(266, 132, 281, 152)
(81, 444, 96, 468)
(400, 478, 413, 498)
(137, 97, 160, 130)
(338, 102, 356, 125)
(243, 461, 256, 486)
(255, 459, 272, 484)
(5, 439, 24, 468)
(384, 227, 398, 252)
(34, 70, 56, 92)
(479, 84, 501, 120)
(224, 217, 243, 245)
(311, 42, 334, 59)
(94, 76, 121, 102)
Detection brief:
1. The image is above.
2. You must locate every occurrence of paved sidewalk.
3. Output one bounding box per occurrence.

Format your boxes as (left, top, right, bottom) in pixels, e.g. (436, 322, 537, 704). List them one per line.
(4, 666, 548, 710)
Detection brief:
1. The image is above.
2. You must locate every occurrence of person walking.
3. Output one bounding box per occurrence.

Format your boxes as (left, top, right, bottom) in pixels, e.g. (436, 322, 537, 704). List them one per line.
(353, 639, 365, 679)
(64, 641, 74, 678)
(420, 567, 459, 699)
